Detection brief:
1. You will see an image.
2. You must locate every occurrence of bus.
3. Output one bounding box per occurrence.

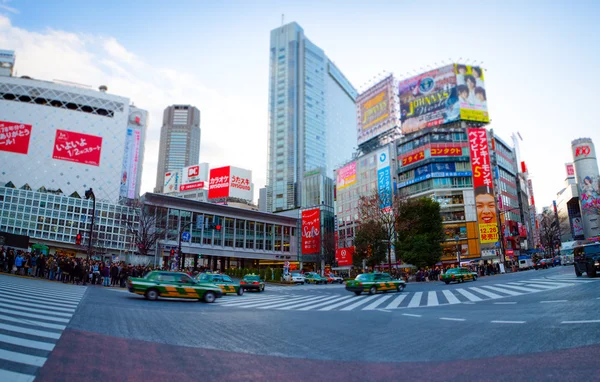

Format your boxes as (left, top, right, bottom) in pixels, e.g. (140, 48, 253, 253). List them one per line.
(573, 243, 600, 278)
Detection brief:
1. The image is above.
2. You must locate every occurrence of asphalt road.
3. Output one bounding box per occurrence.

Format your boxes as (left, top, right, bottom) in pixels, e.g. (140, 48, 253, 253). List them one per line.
(1, 266, 600, 382)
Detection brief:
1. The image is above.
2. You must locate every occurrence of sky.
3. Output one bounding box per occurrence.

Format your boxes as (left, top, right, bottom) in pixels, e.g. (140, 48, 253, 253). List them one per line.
(1, 0, 599, 209)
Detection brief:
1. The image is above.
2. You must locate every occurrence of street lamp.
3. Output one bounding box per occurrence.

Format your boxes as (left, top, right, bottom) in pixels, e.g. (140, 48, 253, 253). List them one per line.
(84, 188, 96, 262)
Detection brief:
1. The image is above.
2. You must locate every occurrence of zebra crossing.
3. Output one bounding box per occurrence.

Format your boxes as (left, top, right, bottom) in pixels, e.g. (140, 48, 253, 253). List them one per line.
(0, 275, 86, 382)
(216, 275, 600, 312)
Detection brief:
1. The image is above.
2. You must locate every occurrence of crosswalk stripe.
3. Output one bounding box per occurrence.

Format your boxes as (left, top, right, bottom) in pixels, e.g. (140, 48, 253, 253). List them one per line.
(0, 281, 86, 296)
(480, 285, 523, 296)
(385, 294, 407, 309)
(0, 332, 55, 351)
(0, 284, 85, 301)
(0, 322, 61, 340)
(442, 290, 460, 304)
(455, 288, 482, 302)
(0, 302, 73, 318)
(407, 292, 423, 308)
(0, 289, 83, 305)
(0, 347, 47, 367)
(219, 297, 289, 307)
(0, 368, 35, 382)
(527, 279, 574, 286)
(362, 295, 393, 310)
(0, 290, 80, 308)
(524, 283, 559, 289)
(340, 295, 381, 311)
(496, 284, 543, 293)
(427, 291, 439, 306)
(0, 296, 76, 312)
(218, 296, 285, 306)
(279, 295, 342, 310)
(0, 309, 70, 324)
(469, 287, 502, 299)
(255, 296, 325, 309)
(310, 296, 357, 311)
(0, 314, 66, 330)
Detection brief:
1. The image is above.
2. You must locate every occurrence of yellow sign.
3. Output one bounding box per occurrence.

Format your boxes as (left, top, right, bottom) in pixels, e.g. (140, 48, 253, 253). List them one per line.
(361, 89, 389, 130)
(478, 223, 499, 244)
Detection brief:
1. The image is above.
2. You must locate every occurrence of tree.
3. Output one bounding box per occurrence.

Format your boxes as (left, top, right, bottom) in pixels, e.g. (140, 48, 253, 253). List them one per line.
(394, 197, 444, 269)
(123, 201, 165, 257)
(538, 211, 560, 255)
(353, 220, 387, 268)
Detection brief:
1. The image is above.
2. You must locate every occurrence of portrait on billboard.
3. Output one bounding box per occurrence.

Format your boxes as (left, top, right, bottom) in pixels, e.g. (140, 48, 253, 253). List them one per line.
(572, 217, 584, 237)
(455, 64, 489, 123)
(475, 186, 497, 225)
(579, 174, 600, 211)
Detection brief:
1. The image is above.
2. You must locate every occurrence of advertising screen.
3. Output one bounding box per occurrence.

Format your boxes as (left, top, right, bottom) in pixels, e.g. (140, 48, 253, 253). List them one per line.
(455, 64, 490, 123)
(356, 76, 395, 146)
(335, 247, 354, 267)
(0, 120, 32, 155)
(208, 166, 231, 199)
(302, 208, 321, 255)
(163, 171, 180, 194)
(52, 129, 102, 166)
(336, 162, 357, 190)
(229, 166, 253, 200)
(468, 128, 499, 244)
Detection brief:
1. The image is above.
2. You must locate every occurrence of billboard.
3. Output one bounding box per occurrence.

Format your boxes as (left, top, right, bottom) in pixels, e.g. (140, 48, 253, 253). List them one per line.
(565, 163, 575, 177)
(180, 164, 208, 192)
(163, 171, 180, 194)
(0, 120, 32, 155)
(336, 162, 356, 190)
(400, 150, 425, 166)
(377, 147, 392, 211)
(229, 166, 252, 200)
(208, 166, 230, 199)
(119, 127, 141, 199)
(335, 247, 354, 267)
(52, 129, 102, 166)
(302, 208, 321, 255)
(468, 128, 499, 244)
(398, 64, 489, 134)
(356, 75, 396, 146)
(572, 138, 600, 238)
(430, 145, 464, 157)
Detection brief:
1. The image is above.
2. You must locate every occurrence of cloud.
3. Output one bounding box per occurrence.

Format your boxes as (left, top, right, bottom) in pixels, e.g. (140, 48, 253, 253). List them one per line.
(0, 0, 18, 14)
(0, 14, 267, 201)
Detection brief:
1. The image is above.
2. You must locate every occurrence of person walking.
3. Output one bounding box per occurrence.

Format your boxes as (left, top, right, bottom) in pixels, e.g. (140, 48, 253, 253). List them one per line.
(102, 264, 110, 287)
(14, 252, 24, 275)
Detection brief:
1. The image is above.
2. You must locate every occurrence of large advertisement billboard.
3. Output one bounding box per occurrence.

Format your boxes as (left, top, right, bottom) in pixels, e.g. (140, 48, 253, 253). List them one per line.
(377, 147, 392, 211)
(163, 171, 180, 194)
(52, 129, 102, 166)
(398, 64, 489, 134)
(468, 128, 499, 244)
(572, 138, 600, 238)
(302, 208, 321, 255)
(208, 166, 231, 199)
(180, 164, 208, 192)
(356, 75, 395, 146)
(335, 247, 354, 267)
(0, 120, 32, 155)
(119, 127, 141, 199)
(336, 162, 356, 190)
(229, 166, 253, 200)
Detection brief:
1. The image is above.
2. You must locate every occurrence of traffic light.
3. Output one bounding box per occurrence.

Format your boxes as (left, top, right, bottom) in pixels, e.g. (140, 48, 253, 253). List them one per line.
(75, 233, 82, 245)
(215, 224, 221, 231)
(170, 249, 175, 257)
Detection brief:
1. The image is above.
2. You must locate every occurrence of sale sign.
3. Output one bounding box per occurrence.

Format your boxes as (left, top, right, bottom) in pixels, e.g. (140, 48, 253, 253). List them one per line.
(335, 247, 354, 267)
(430, 145, 463, 156)
(301, 208, 321, 254)
(0, 120, 32, 155)
(52, 129, 102, 166)
(208, 166, 231, 199)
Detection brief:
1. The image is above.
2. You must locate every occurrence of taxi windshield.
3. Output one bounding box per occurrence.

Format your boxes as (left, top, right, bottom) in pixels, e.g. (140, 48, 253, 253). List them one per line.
(355, 274, 372, 281)
(244, 276, 260, 281)
(445, 269, 459, 274)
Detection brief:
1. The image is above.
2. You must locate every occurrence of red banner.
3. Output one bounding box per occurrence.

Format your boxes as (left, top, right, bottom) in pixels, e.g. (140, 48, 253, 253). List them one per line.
(400, 150, 425, 166)
(0, 120, 32, 155)
(180, 181, 204, 192)
(208, 166, 231, 199)
(301, 208, 321, 254)
(467, 128, 492, 189)
(52, 129, 102, 166)
(336, 247, 354, 266)
(430, 145, 463, 156)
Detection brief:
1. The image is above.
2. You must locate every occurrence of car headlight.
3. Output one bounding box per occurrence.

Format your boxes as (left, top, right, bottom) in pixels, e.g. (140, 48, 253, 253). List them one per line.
(595, 261, 599, 266)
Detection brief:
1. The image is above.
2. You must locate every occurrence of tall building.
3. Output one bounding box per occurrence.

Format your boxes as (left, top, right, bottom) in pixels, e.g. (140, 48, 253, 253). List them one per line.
(571, 138, 600, 239)
(266, 22, 357, 212)
(154, 105, 201, 193)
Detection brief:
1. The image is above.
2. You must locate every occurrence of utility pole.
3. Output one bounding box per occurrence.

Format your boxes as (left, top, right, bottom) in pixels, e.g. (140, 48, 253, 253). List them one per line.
(85, 188, 96, 262)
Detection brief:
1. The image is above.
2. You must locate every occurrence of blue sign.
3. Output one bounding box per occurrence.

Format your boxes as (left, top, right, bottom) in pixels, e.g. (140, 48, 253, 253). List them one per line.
(181, 232, 191, 242)
(377, 166, 392, 210)
(398, 171, 472, 188)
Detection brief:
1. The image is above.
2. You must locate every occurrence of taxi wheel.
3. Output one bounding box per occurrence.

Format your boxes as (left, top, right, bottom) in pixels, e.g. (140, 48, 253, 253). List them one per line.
(397, 284, 405, 292)
(237, 288, 244, 296)
(203, 292, 216, 303)
(259, 285, 265, 292)
(354, 291, 362, 296)
(473, 275, 477, 281)
(145, 289, 159, 301)
(444, 281, 450, 285)
(368, 286, 377, 295)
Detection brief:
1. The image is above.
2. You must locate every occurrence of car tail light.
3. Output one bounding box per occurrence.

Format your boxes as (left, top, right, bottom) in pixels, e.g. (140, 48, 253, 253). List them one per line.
(358, 282, 362, 287)
(253, 282, 260, 285)
(452, 275, 455, 279)
(240, 281, 246, 284)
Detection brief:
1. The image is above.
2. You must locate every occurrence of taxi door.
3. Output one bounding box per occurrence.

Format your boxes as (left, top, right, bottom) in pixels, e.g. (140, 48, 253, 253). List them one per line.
(176, 274, 201, 298)
(374, 274, 390, 291)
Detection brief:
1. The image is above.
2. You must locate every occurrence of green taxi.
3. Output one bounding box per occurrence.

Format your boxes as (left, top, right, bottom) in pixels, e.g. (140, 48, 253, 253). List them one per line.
(195, 273, 244, 296)
(441, 268, 478, 284)
(304, 272, 326, 284)
(240, 274, 265, 292)
(127, 271, 223, 303)
(345, 272, 406, 295)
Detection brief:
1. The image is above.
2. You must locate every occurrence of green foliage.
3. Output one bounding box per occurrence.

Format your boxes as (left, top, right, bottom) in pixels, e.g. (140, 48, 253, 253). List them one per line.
(273, 268, 282, 282)
(395, 197, 444, 268)
(353, 220, 388, 268)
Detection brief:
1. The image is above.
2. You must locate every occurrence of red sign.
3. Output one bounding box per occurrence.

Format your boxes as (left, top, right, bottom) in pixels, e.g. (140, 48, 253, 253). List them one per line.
(506, 249, 514, 256)
(301, 208, 321, 254)
(521, 161, 527, 173)
(335, 247, 354, 267)
(0, 120, 32, 155)
(400, 150, 425, 166)
(430, 146, 463, 156)
(575, 145, 591, 157)
(208, 166, 231, 199)
(566, 163, 575, 176)
(188, 166, 199, 177)
(52, 129, 102, 166)
(467, 128, 492, 189)
(180, 181, 205, 192)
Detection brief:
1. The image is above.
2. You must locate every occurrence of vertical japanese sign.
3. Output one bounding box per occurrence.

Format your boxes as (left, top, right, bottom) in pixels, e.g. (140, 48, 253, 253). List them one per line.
(129, 129, 141, 198)
(468, 128, 499, 244)
(377, 147, 392, 211)
(301, 208, 321, 255)
(163, 171, 180, 194)
(208, 166, 231, 199)
(52, 129, 103, 166)
(565, 163, 575, 177)
(0, 120, 32, 155)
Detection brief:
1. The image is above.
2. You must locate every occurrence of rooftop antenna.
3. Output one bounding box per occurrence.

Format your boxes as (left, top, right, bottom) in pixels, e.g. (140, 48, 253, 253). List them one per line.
(281, 14, 284, 26)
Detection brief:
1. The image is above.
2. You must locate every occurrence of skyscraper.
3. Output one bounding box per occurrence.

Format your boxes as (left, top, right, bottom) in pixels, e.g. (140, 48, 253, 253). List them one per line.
(154, 105, 201, 193)
(266, 22, 357, 212)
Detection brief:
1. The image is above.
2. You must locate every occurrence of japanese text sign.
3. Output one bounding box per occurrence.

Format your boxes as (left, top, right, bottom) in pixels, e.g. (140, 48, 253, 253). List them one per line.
(52, 129, 102, 166)
(302, 208, 321, 255)
(335, 247, 354, 267)
(208, 166, 231, 199)
(336, 162, 357, 190)
(0, 120, 32, 155)
(430, 145, 463, 157)
(400, 150, 425, 166)
(467, 128, 492, 189)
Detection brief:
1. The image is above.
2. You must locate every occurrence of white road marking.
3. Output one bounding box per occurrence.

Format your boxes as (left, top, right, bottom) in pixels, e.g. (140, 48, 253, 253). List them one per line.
(378, 309, 392, 313)
(0, 290, 80, 307)
(255, 295, 326, 309)
(455, 288, 482, 302)
(561, 320, 600, 324)
(0, 302, 73, 318)
(0, 296, 76, 312)
(218, 296, 288, 307)
(283, 295, 342, 310)
(469, 287, 502, 299)
(491, 320, 526, 324)
(402, 313, 422, 317)
(524, 283, 559, 289)
(407, 292, 423, 308)
(493, 302, 517, 305)
(480, 285, 523, 296)
(440, 317, 466, 321)
(362, 295, 393, 310)
(0, 333, 55, 351)
(311, 296, 356, 311)
(442, 290, 461, 304)
(0, 322, 61, 339)
(0, 314, 66, 330)
(0, 368, 35, 382)
(528, 279, 575, 286)
(0, 310, 69, 324)
(540, 300, 567, 303)
(385, 293, 407, 309)
(0, 283, 85, 299)
(0, 348, 47, 367)
(427, 291, 439, 306)
(495, 284, 542, 293)
(340, 295, 381, 311)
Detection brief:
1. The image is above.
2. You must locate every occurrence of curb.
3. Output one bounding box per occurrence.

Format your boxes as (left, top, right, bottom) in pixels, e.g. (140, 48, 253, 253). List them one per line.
(0, 272, 122, 289)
